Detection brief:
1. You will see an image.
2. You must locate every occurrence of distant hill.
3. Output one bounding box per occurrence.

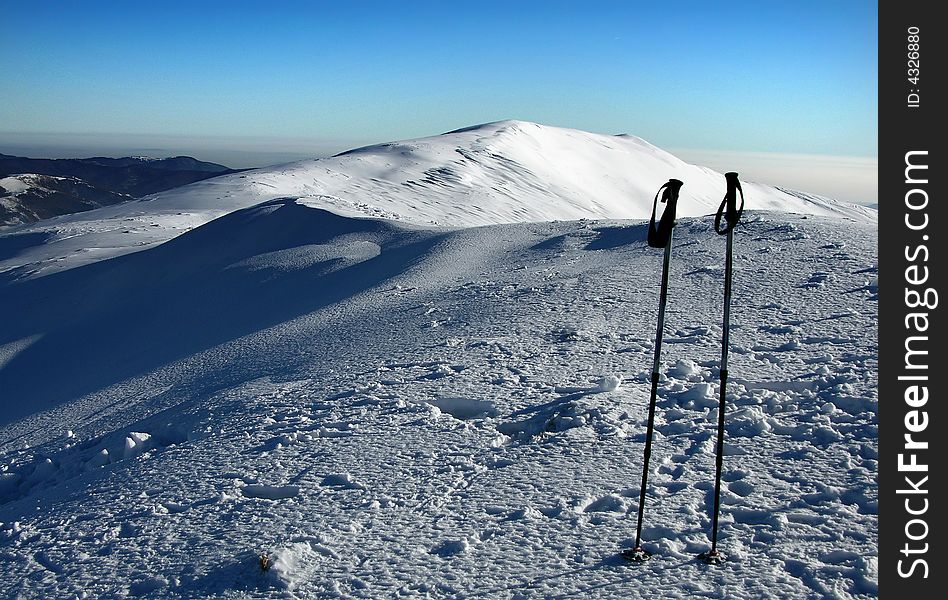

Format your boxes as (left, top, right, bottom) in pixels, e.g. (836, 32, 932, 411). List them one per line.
(0, 153, 240, 227)
(0, 174, 131, 224)
(126, 120, 876, 227)
(1, 120, 876, 281)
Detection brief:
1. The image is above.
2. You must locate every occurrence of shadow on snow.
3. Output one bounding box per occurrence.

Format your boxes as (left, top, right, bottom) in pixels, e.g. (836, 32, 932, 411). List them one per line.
(0, 198, 446, 427)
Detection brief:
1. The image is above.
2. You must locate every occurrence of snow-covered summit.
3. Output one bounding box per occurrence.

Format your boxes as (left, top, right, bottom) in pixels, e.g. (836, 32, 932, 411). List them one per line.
(204, 119, 873, 225)
(0, 121, 874, 279)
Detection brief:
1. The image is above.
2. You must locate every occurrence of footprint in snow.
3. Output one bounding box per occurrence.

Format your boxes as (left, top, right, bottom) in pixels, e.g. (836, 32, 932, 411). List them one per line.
(800, 272, 831, 288)
(658, 462, 685, 481)
(426, 397, 498, 420)
(432, 538, 471, 557)
(581, 494, 627, 514)
(240, 484, 301, 500)
(728, 480, 755, 497)
(320, 473, 366, 490)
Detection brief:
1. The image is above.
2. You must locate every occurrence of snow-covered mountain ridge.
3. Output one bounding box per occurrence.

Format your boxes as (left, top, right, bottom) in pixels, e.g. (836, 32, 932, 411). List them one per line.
(0, 173, 133, 226)
(0, 121, 874, 280)
(0, 153, 236, 227)
(151, 119, 876, 224)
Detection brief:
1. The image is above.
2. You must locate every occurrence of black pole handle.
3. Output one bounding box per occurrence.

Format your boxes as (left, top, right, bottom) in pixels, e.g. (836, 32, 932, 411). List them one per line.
(713, 172, 744, 235)
(647, 178, 683, 248)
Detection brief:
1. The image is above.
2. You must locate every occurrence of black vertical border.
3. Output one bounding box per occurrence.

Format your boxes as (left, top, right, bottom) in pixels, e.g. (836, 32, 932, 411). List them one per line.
(879, 0, 943, 596)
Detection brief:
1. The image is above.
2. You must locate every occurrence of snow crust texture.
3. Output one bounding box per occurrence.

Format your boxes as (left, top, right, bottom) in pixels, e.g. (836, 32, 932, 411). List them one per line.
(0, 198, 877, 598)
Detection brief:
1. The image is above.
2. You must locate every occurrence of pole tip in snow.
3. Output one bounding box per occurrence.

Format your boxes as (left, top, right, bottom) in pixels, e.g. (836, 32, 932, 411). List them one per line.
(621, 546, 653, 562)
(697, 549, 726, 565)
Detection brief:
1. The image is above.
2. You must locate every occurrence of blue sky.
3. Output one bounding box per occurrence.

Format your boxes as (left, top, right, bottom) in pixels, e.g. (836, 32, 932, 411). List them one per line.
(0, 1, 877, 202)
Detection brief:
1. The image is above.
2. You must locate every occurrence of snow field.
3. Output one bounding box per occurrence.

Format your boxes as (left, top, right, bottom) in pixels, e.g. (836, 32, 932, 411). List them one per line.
(0, 203, 876, 598)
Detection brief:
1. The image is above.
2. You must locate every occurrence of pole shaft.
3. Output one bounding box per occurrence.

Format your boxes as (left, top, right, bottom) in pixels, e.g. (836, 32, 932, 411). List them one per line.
(635, 373, 659, 547)
(652, 238, 673, 374)
(634, 231, 673, 548)
(710, 227, 734, 551)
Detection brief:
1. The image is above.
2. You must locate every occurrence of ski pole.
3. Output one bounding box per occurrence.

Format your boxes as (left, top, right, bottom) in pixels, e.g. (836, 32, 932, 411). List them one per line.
(700, 172, 744, 565)
(623, 178, 682, 563)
